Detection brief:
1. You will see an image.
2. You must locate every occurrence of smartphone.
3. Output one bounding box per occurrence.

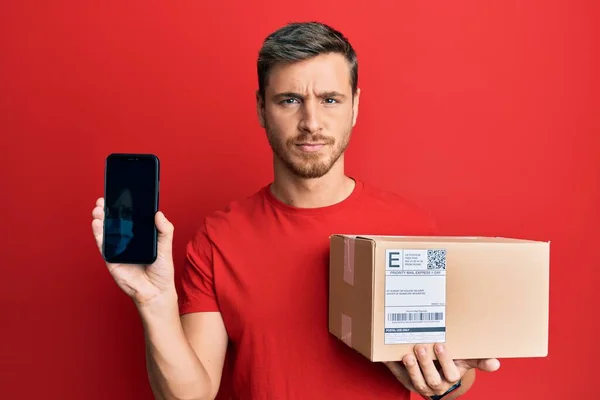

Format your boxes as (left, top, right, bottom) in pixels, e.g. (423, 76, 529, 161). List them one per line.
(102, 153, 160, 264)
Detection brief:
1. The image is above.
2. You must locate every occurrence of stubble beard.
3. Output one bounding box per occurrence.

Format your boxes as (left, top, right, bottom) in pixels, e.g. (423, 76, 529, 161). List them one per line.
(264, 117, 353, 179)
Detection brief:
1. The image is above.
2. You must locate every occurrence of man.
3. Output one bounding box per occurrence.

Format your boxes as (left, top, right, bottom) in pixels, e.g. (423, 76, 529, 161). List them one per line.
(91, 21, 500, 400)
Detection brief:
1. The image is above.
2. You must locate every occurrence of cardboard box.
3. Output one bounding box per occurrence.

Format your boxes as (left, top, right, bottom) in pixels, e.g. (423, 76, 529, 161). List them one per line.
(328, 235, 550, 361)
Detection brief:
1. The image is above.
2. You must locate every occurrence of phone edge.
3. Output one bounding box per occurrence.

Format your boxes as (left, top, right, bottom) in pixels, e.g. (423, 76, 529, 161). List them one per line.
(101, 153, 161, 265)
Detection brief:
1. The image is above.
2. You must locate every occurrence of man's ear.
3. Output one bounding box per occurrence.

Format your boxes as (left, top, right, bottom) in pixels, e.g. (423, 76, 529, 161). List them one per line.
(256, 90, 265, 128)
(351, 87, 361, 127)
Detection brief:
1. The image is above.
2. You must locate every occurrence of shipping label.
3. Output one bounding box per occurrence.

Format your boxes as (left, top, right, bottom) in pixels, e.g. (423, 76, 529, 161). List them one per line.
(384, 249, 447, 345)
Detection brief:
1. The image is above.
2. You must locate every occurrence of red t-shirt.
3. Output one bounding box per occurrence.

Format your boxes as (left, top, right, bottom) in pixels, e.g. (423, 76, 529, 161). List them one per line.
(178, 179, 437, 400)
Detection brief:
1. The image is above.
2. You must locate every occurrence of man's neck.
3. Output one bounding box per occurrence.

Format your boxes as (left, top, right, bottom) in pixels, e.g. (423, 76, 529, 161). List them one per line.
(270, 160, 355, 209)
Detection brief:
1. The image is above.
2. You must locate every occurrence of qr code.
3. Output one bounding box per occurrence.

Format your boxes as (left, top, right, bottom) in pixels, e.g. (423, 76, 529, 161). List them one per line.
(427, 249, 446, 269)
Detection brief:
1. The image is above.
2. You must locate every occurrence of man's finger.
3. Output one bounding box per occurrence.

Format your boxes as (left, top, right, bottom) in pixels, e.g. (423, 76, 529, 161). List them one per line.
(434, 343, 461, 383)
(91, 202, 105, 255)
(91, 218, 104, 254)
(402, 353, 431, 395)
(415, 345, 445, 393)
(92, 205, 104, 221)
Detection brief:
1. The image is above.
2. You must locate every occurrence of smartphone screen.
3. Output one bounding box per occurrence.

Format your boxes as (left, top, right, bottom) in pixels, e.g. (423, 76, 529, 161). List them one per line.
(102, 153, 159, 264)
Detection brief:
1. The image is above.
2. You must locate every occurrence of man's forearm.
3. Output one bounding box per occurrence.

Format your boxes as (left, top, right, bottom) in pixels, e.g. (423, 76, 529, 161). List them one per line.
(146, 344, 166, 400)
(139, 294, 212, 400)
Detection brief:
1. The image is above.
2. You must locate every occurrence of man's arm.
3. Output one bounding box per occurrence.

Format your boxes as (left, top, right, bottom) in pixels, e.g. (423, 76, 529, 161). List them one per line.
(140, 293, 229, 400)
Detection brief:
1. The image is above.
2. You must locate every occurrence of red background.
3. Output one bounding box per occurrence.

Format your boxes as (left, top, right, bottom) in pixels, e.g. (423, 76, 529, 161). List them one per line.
(1, 1, 598, 398)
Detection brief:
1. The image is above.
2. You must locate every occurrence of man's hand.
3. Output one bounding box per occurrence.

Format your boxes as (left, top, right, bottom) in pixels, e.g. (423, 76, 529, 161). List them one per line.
(384, 343, 500, 399)
(91, 197, 177, 308)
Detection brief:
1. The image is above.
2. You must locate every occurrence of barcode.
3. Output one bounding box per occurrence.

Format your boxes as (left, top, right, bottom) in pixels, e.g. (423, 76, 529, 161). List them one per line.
(388, 312, 444, 322)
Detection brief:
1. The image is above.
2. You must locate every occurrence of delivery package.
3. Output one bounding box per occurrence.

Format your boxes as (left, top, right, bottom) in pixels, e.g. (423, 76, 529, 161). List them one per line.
(328, 235, 550, 361)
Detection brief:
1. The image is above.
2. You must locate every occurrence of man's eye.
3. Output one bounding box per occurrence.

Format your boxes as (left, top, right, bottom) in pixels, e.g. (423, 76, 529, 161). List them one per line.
(325, 98, 337, 104)
(282, 98, 299, 104)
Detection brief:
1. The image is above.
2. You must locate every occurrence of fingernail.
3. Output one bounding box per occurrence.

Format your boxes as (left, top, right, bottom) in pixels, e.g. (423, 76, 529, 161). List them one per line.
(404, 356, 415, 366)
(417, 347, 426, 355)
(436, 344, 445, 353)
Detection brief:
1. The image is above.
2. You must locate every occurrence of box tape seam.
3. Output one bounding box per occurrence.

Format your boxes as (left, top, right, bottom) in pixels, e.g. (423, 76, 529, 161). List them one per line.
(341, 313, 352, 347)
(343, 236, 355, 286)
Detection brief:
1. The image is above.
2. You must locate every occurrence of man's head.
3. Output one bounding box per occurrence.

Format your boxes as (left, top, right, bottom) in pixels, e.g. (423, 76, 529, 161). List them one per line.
(256, 22, 360, 179)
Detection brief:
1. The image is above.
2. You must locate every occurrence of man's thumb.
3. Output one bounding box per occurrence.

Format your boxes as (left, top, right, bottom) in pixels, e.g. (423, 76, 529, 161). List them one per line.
(466, 358, 501, 372)
(480, 359, 501, 371)
(155, 211, 174, 243)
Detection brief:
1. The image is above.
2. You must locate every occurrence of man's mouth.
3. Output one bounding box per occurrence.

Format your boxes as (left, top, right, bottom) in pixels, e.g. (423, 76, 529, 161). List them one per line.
(296, 143, 326, 152)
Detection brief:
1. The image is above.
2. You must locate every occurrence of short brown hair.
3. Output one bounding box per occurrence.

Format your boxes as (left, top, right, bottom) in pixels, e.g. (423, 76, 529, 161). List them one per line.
(257, 21, 358, 100)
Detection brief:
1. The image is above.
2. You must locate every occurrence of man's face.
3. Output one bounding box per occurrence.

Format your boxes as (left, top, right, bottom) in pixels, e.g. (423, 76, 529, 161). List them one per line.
(257, 53, 360, 179)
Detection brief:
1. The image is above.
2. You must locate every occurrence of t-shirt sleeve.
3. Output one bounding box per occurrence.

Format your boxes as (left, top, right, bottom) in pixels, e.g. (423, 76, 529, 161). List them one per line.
(178, 221, 220, 315)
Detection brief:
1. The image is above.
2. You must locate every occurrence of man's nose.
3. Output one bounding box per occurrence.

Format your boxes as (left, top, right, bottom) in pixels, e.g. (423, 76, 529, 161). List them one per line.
(299, 101, 322, 134)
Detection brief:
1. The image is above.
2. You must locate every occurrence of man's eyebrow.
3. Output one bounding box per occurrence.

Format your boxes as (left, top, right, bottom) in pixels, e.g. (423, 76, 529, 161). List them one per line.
(272, 92, 303, 100)
(318, 91, 346, 99)
(272, 91, 347, 100)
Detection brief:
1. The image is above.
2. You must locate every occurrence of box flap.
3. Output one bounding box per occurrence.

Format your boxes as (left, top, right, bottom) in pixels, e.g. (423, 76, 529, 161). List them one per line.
(333, 235, 548, 244)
